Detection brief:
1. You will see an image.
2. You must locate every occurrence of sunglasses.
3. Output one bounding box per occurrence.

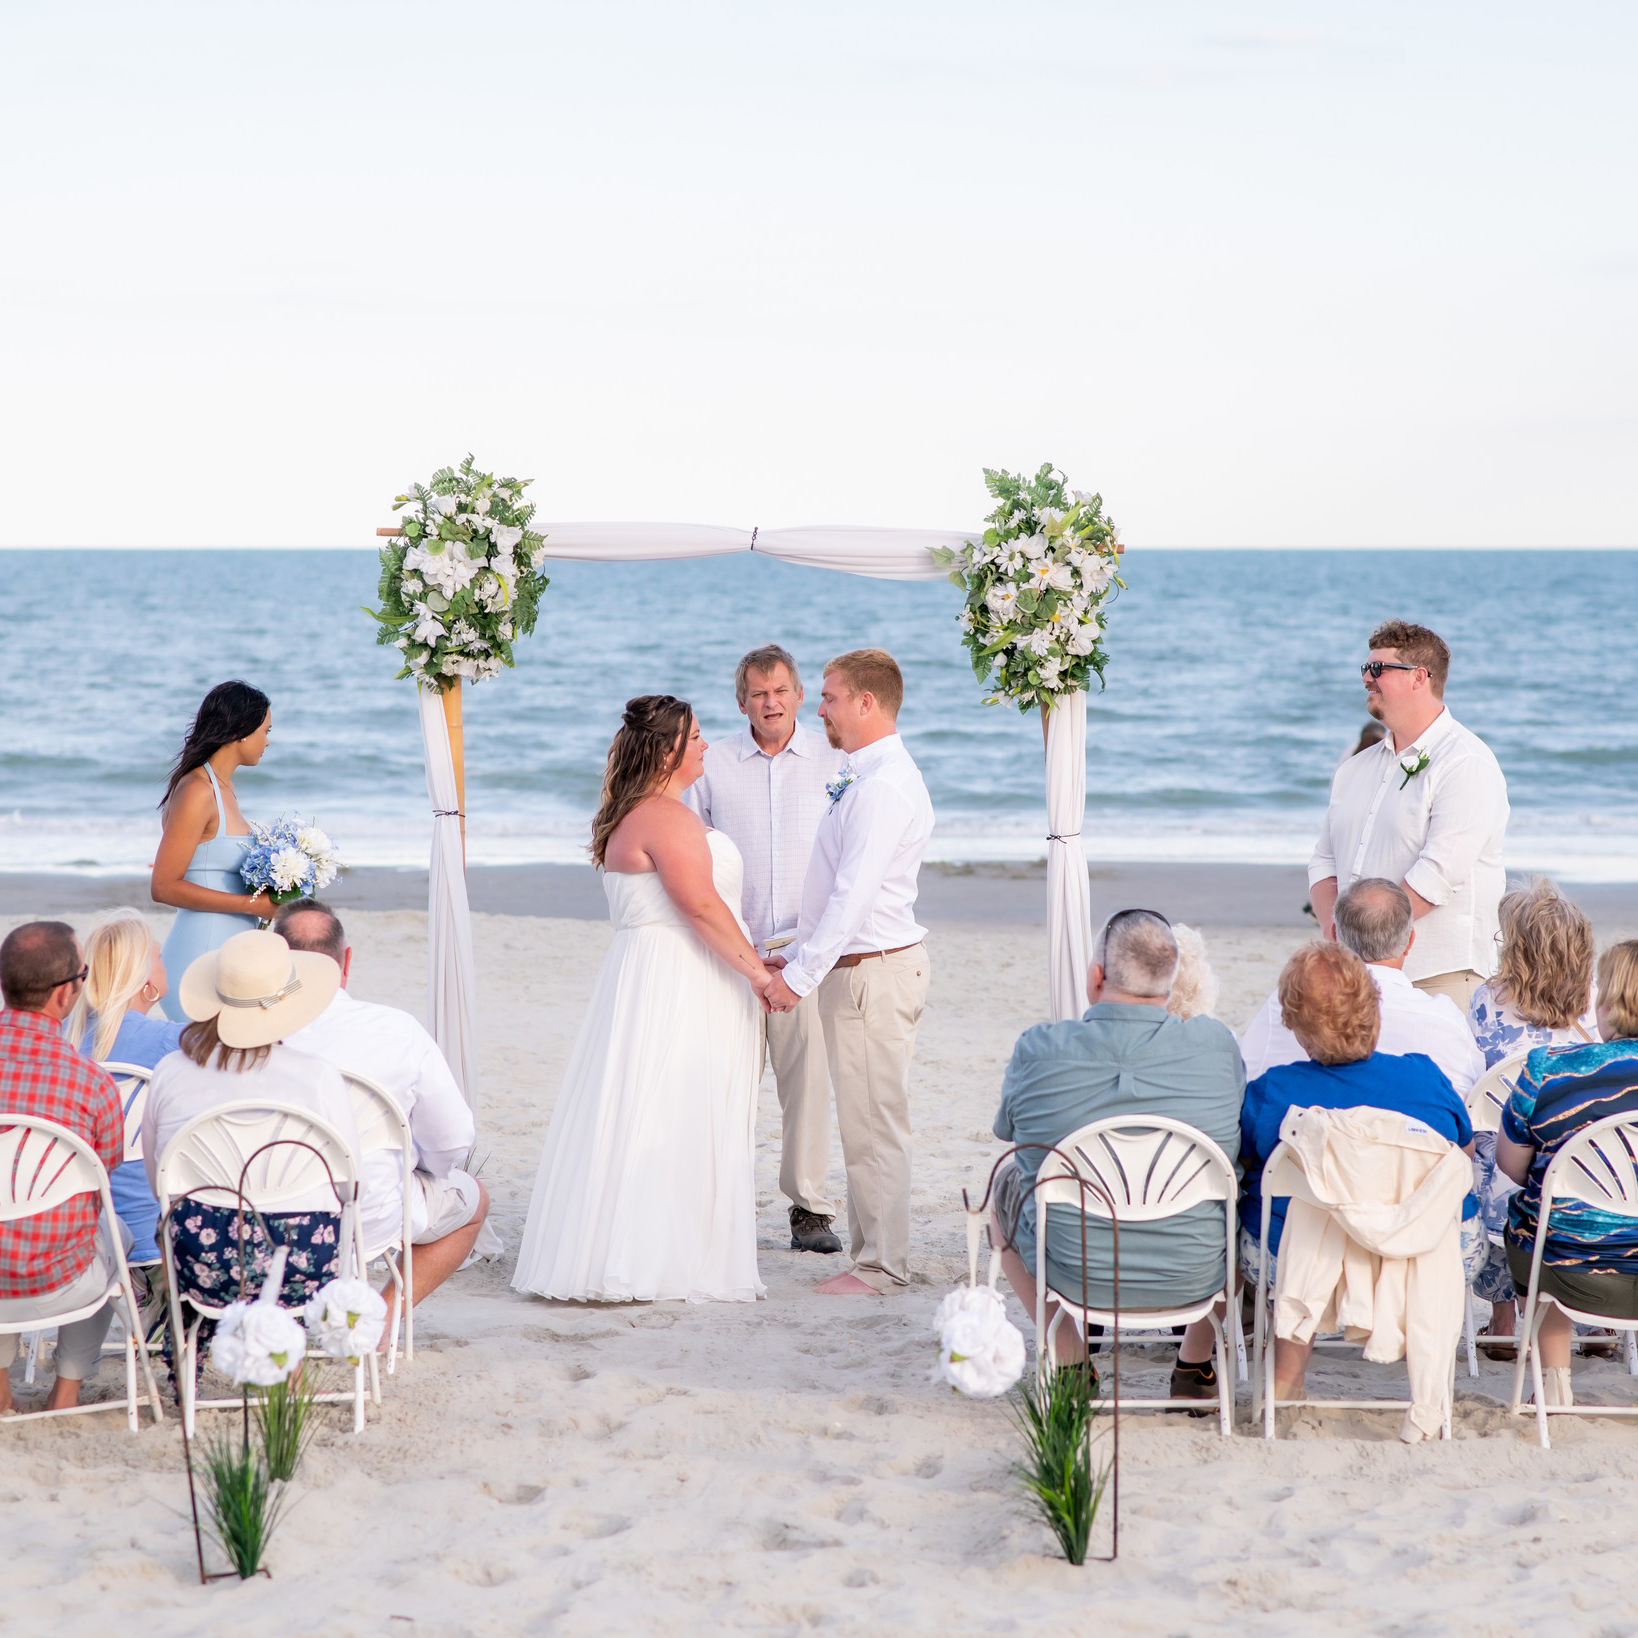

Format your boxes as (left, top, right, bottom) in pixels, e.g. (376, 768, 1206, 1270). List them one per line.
(53, 964, 89, 988)
(1360, 661, 1422, 680)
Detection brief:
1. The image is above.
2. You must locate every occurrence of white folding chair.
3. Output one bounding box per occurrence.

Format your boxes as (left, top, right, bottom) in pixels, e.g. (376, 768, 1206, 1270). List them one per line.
(1508, 1112, 1638, 1448)
(0, 1115, 165, 1430)
(1459, 1050, 1531, 1376)
(1251, 1139, 1458, 1440)
(153, 1098, 369, 1436)
(342, 1068, 416, 1390)
(1034, 1117, 1238, 1437)
(21, 1061, 157, 1387)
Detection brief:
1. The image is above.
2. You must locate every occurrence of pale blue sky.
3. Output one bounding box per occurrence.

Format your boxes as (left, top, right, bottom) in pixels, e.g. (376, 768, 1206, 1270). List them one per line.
(3, 0, 1633, 546)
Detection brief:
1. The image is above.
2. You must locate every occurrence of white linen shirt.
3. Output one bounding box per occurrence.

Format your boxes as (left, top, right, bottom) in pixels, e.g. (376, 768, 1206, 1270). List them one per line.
(285, 988, 475, 1256)
(687, 721, 847, 948)
(142, 1044, 362, 1199)
(780, 733, 934, 998)
(1308, 708, 1508, 982)
(1240, 963, 1487, 1093)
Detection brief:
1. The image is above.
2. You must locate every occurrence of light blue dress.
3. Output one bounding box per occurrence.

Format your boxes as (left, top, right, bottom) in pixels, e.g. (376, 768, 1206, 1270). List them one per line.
(159, 764, 259, 1021)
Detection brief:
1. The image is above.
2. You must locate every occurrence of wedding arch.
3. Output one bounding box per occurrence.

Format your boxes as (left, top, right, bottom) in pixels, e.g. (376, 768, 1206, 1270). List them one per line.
(375, 464, 1120, 1115)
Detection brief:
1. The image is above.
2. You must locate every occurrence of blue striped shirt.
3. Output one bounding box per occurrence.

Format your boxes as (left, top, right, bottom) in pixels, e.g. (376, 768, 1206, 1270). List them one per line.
(1502, 1040, 1638, 1272)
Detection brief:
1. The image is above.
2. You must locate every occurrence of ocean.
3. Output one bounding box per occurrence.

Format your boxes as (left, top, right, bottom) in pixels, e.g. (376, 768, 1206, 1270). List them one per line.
(2, 548, 1633, 880)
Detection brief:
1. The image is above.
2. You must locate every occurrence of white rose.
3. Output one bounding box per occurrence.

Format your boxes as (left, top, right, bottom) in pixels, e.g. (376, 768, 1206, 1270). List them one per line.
(430, 493, 460, 517)
(986, 583, 1020, 618)
(305, 1279, 387, 1364)
(211, 1297, 308, 1387)
(931, 1285, 1025, 1399)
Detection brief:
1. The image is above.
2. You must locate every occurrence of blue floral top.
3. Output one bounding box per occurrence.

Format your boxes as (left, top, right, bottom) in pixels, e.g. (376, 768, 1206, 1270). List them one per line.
(1468, 981, 1597, 1070)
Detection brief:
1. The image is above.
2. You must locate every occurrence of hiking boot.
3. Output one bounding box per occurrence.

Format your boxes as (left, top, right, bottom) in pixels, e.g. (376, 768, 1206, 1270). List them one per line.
(1169, 1357, 1219, 1418)
(789, 1206, 843, 1254)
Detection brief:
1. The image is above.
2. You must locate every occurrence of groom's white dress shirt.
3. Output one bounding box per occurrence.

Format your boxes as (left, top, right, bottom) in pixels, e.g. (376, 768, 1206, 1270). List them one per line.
(1239, 963, 1486, 1091)
(286, 988, 475, 1256)
(687, 722, 846, 949)
(781, 733, 934, 999)
(1309, 707, 1508, 982)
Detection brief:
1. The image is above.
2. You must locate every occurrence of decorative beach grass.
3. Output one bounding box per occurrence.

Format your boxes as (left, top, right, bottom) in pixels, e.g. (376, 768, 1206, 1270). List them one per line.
(1014, 1367, 1111, 1566)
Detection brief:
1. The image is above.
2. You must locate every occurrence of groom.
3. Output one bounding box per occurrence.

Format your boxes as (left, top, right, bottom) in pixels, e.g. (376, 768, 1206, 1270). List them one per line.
(763, 649, 934, 1295)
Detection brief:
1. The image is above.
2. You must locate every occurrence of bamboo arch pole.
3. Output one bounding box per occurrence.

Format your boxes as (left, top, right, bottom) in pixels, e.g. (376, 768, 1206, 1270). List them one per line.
(377, 527, 466, 866)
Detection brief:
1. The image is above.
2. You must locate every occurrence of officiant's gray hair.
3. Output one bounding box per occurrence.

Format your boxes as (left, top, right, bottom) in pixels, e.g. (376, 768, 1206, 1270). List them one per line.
(1093, 908, 1178, 998)
(735, 644, 801, 706)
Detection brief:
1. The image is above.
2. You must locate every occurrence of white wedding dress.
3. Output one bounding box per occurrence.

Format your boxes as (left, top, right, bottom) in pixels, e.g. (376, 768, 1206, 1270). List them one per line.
(512, 830, 766, 1303)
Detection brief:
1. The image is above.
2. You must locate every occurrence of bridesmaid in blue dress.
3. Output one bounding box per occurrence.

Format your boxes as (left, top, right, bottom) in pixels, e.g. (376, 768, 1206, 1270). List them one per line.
(151, 681, 277, 1021)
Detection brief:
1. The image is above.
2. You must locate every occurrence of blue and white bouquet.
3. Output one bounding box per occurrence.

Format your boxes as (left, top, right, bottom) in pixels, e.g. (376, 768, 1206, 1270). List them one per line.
(240, 816, 344, 905)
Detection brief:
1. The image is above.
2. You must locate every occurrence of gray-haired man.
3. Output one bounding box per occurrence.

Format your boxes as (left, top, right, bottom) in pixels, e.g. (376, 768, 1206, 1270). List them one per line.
(688, 644, 848, 1253)
(990, 909, 1245, 1406)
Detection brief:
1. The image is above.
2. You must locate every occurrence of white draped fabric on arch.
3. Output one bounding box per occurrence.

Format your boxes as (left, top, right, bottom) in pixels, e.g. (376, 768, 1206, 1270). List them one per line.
(418, 521, 1095, 1116)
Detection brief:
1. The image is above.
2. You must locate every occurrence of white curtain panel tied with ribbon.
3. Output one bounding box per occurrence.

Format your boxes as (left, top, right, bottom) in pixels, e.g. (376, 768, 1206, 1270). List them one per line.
(419, 687, 480, 1111)
(1044, 691, 1092, 1023)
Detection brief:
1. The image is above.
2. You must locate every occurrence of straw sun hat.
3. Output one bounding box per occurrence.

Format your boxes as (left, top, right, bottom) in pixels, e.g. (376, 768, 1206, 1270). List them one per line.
(178, 929, 339, 1049)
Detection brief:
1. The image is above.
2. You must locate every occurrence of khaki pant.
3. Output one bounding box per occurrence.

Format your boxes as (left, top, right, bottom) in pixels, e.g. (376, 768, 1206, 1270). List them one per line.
(1413, 969, 1485, 1013)
(817, 944, 930, 1292)
(766, 990, 835, 1218)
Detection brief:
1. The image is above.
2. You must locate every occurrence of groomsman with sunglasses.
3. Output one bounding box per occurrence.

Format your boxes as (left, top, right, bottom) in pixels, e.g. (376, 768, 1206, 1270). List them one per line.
(1309, 620, 1509, 1012)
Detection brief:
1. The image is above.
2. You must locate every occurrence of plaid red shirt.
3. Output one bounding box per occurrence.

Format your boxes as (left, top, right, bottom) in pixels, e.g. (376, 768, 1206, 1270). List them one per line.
(0, 1008, 124, 1298)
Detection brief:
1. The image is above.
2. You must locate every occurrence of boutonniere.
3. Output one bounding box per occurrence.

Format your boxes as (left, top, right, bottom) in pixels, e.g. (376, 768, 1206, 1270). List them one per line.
(825, 770, 856, 809)
(1398, 749, 1430, 790)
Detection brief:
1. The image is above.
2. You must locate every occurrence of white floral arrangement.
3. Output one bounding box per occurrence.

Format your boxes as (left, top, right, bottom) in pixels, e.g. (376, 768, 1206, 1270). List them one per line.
(209, 1249, 309, 1386)
(304, 1279, 388, 1366)
(931, 1282, 1027, 1399)
(239, 816, 343, 906)
(368, 454, 550, 689)
(933, 464, 1123, 712)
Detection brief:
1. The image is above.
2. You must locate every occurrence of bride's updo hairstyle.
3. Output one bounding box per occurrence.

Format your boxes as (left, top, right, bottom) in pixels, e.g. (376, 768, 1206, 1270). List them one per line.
(589, 695, 693, 867)
(161, 679, 271, 810)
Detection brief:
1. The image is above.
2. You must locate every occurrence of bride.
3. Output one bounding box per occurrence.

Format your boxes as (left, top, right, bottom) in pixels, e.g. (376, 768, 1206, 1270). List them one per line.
(513, 695, 776, 1303)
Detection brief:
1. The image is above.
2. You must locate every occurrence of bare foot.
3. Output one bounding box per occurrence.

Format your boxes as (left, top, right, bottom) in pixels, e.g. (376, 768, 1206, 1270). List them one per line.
(815, 1273, 883, 1296)
(45, 1376, 83, 1413)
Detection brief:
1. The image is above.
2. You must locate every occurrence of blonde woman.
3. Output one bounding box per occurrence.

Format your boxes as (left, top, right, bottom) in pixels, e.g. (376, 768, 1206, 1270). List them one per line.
(65, 909, 184, 1264)
(1467, 880, 1600, 1353)
(1166, 923, 1220, 1021)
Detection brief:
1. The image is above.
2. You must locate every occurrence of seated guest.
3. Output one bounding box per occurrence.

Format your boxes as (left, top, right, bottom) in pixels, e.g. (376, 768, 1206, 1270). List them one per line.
(1465, 880, 1599, 1351)
(1166, 923, 1220, 1021)
(1241, 878, 1484, 1097)
(0, 922, 127, 1414)
(991, 909, 1245, 1406)
(142, 929, 361, 1369)
(1241, 941, 1475, 1403)
(274, 900, 489, 1306)
(1496, 940, 1638, 1409)
(64, 909, 184, 1267)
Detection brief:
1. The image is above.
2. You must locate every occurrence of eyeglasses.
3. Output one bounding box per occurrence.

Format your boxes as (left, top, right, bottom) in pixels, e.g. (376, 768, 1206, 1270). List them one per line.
(54, 964, 89, 988)
(1360, 661, 1422, 680)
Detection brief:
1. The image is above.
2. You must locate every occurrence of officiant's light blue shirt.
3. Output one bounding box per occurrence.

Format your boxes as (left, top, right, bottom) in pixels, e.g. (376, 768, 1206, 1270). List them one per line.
(994, 1003, 1246, 1310)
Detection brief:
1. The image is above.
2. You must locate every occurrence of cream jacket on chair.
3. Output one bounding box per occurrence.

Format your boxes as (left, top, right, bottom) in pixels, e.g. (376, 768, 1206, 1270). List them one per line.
(1272, 1104, 1471, 1440)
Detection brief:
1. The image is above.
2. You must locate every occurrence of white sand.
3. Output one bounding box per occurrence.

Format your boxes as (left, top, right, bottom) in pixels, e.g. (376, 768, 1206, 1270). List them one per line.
(7, 904, 1638, 1635)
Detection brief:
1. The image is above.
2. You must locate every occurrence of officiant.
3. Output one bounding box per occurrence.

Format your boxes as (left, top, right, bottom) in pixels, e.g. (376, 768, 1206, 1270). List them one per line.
(688, 644, 848, 1254)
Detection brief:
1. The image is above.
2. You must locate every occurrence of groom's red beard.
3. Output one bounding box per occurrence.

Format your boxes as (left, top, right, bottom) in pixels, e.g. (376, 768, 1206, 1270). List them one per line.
(823, 718, 843, 749)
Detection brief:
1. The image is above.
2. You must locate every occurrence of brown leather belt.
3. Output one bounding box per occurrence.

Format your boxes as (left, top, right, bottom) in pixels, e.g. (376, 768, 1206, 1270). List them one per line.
(832, 943, 920, 968)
